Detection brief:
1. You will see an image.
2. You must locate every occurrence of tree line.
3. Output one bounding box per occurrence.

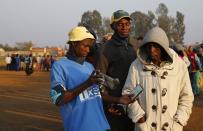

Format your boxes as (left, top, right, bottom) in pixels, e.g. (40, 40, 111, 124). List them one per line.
(0, 41, 35, 51)
(1, 3, 193, 51)
(79, 3, 185, 45)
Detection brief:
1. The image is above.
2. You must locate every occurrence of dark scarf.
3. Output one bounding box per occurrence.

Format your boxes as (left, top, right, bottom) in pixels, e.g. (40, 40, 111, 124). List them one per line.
(66, 45, 85, 64)
(111, 32, 129, 46)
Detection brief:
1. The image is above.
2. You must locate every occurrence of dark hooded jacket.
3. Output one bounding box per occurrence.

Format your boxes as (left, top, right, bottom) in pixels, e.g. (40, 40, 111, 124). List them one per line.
(96, 33, 136, 96)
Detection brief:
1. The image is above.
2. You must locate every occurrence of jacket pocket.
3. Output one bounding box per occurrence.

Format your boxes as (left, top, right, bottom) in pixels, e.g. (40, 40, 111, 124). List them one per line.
(172, 121, 183, 131)
(161, 111, 175, 131)
(135, 122, 149, 131)
(164, 111, 183, 131)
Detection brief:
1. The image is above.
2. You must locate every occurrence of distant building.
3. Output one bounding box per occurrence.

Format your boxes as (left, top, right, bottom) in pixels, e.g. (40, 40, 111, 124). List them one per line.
(30, 47, 46, 56)
(4, 51, 30, 56)
(30, 47, 64, 57)
(2, 47, 64, 57)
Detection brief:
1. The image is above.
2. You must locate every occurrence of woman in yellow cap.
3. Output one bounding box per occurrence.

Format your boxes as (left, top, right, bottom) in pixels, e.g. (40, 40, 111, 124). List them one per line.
(50, 26, 110, 131)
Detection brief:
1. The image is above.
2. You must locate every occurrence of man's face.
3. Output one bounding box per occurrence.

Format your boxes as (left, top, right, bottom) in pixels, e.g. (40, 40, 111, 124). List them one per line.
(74, 39, 94, 57)
(115, 18, 131, 38)
(146, 43, 162, 62)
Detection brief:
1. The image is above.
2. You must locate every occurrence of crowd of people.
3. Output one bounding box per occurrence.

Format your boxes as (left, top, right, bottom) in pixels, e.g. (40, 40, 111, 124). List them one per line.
(172, 44, 203, 96)
(48, 10, 197, 131)
(5, 54, 56, 73)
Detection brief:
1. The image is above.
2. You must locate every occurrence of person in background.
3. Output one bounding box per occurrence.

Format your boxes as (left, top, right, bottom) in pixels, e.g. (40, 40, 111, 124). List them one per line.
(197, 44, 203, 70)
(5, 54, 11, 70)
(50, 55, 55, 69)
(173, 44, 190, 67)
(10, 54, 16, 70)
(96, 10, 136, 131)
(19, 55, 25, 71)
(187, 46, 201, 96)
(44, 55, 51, 71)
(25, 54, 33, 75)
(187, 46, 201, 71)
(102, 33, 113, 44)
(50, 26, 110, 131)
(122, 27, 194, 131)
(36, 55, 41, 71)
(15, 54, 20, 71)
(40, 55, 45, 71)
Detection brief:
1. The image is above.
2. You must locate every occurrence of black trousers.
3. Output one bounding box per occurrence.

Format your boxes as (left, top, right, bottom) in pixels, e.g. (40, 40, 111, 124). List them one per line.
(105, 109, 134, 131)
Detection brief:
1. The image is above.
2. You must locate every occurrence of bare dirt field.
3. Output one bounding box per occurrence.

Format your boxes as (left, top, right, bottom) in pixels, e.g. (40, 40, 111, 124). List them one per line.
(0, 71, 63, 131)
(0, 71, 203, 131)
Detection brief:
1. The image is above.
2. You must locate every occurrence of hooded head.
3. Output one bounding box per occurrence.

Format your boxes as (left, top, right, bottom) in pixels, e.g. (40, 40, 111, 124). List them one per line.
(137, 27, 173, 65)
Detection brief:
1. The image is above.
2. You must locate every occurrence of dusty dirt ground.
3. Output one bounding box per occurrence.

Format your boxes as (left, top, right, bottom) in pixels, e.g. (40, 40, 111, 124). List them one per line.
(0, 71, 203, 131)
(0, 71, 63, 131)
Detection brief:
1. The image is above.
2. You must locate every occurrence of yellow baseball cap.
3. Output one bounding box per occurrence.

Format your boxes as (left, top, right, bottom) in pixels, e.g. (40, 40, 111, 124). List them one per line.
(110, 10, 132, 24)
(68, 26, 95, 43)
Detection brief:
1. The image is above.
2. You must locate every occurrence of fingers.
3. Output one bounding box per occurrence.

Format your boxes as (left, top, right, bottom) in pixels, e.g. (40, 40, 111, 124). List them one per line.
(90, 70, 96, 76)
(89, 70, 105, 85)
(130, 97, 136, 103)
(95, 70, 101, 75)
(96, 74, 105, 85)
(128, 94, 137, 103)
(108, 106, 122, 116)
(119, 95, 136, 105)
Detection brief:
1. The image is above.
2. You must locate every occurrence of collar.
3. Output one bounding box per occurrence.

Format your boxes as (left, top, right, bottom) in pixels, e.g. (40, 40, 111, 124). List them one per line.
(66, 54, 85, 65)
(66, 45, 85, 64)
(111, 33, 129, 46)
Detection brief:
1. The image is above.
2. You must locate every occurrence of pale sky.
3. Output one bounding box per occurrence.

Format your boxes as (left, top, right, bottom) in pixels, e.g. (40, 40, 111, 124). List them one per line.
(0, 0, 202, 47)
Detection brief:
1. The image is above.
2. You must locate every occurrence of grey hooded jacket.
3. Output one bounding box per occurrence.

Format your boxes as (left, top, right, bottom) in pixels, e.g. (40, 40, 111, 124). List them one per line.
(137, 27, 173, 66)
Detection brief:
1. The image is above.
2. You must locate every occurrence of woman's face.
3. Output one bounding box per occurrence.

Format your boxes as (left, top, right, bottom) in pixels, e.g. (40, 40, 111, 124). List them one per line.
(146, 43, 162, 62)
(74, 38, 94, 57)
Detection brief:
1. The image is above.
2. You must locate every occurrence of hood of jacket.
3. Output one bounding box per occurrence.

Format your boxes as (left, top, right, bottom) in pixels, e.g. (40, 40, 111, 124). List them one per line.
(137, 27, 173, 66)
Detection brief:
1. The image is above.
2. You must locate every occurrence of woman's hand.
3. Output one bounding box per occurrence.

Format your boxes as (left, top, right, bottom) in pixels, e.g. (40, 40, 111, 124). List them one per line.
(118, 95, 136, 105)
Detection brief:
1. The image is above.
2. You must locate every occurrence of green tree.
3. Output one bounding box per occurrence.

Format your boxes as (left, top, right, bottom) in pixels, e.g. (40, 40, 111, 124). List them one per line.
(0, 43, 18, 51)
(101, 17, 113, 36)
(78, 3, 186, 45)
(148, 11, 156, 27)
(156, 3, 175, 44)
(15, 41, 35, 51)
(172, 11, 185, 44)
(78, 10, 103, 40)
(130, 11, 155, 38)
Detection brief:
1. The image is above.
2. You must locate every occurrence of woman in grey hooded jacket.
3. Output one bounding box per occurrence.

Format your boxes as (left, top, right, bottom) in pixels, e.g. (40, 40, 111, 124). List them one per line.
(122, 27, 194, 131)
